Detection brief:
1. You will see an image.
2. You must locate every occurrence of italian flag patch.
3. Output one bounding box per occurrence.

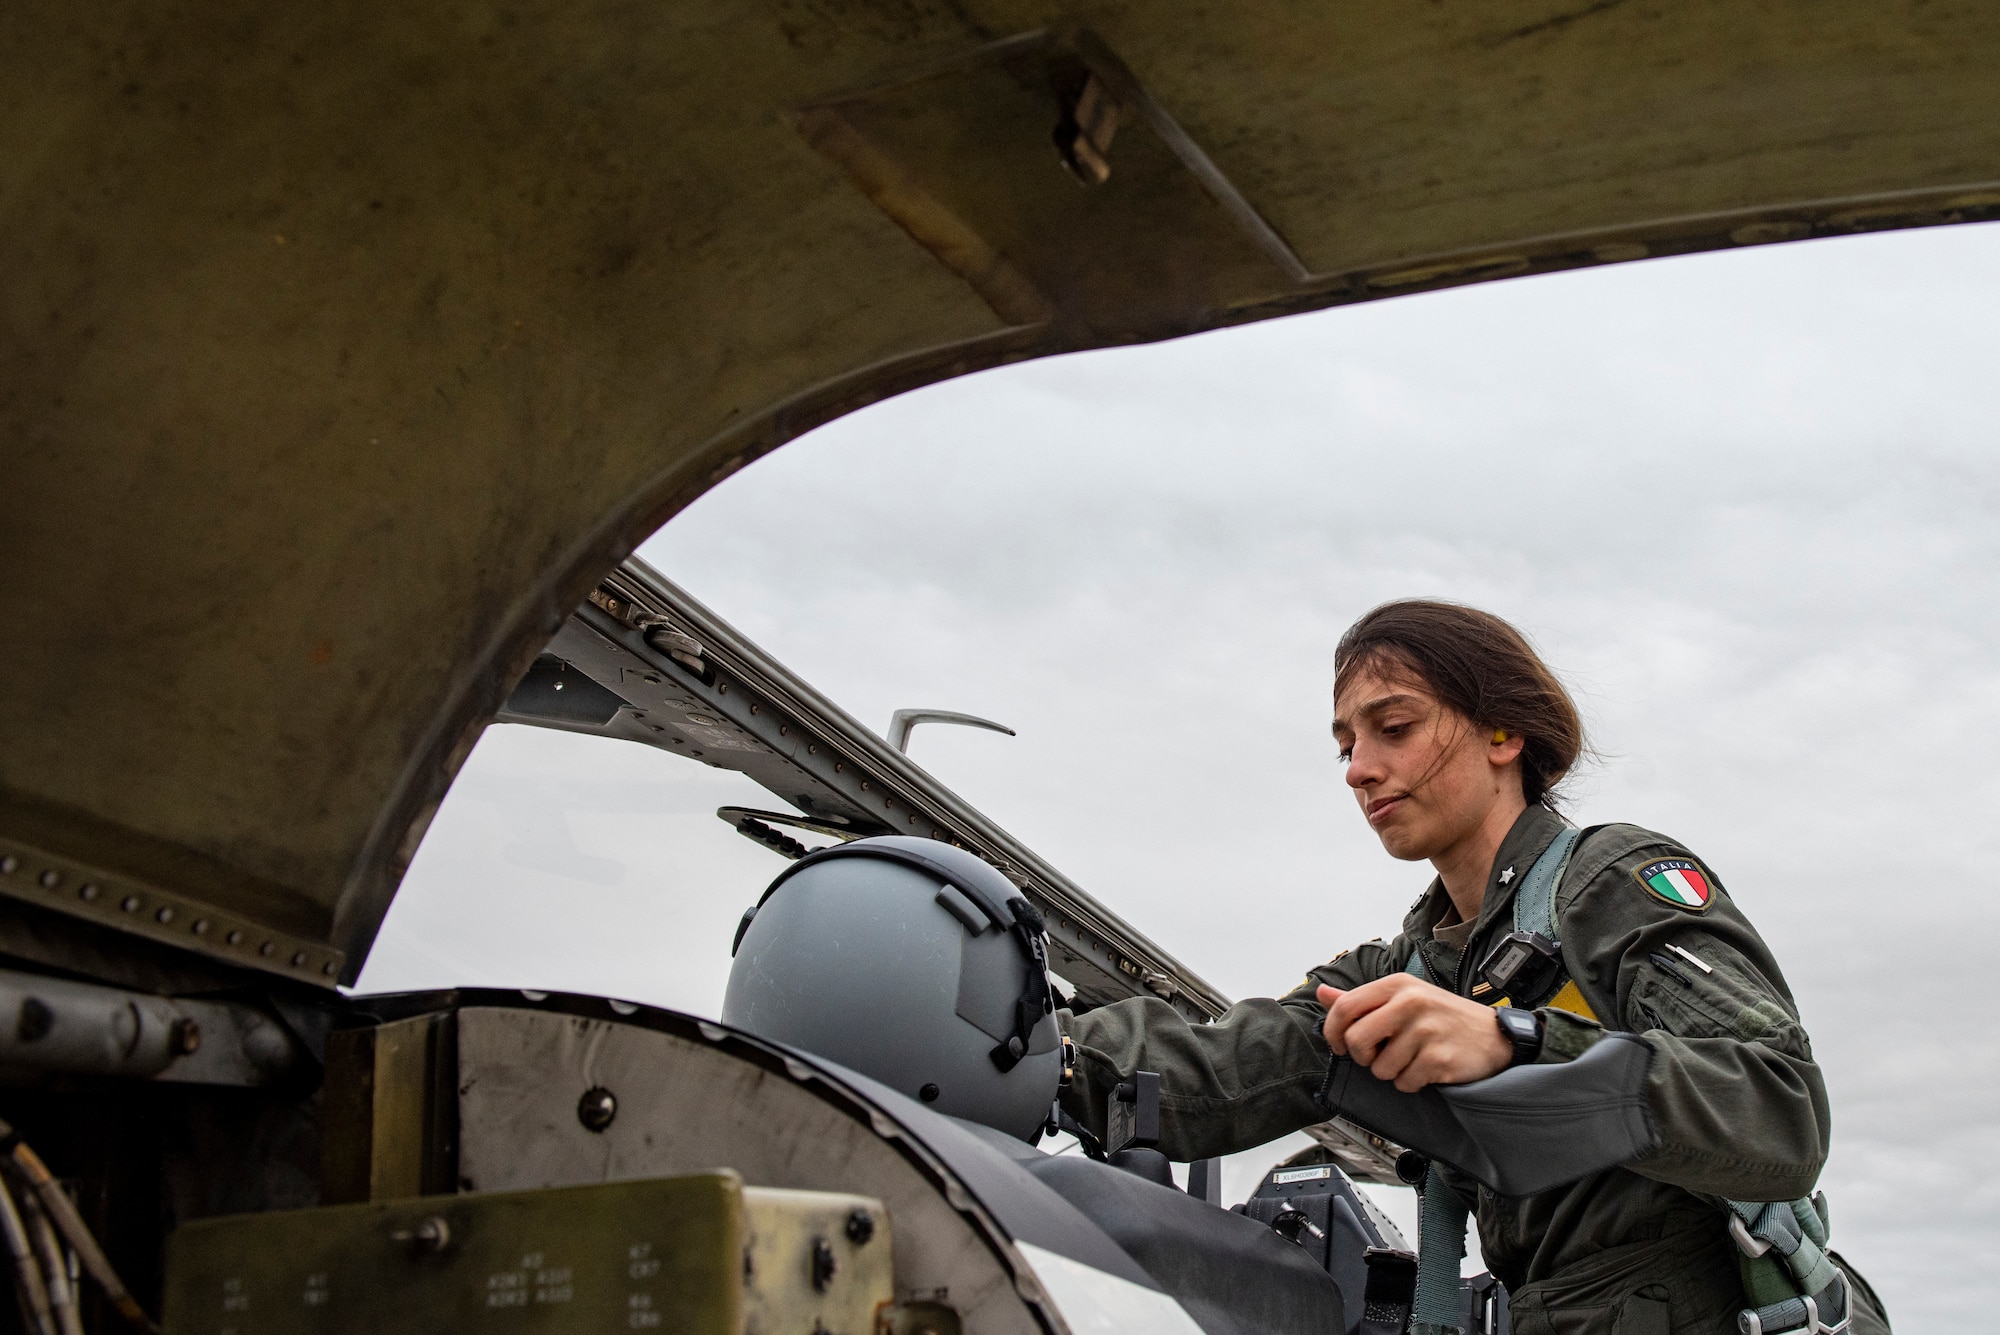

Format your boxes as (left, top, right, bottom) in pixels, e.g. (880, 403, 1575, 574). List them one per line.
(1636, 857, 1713, 910)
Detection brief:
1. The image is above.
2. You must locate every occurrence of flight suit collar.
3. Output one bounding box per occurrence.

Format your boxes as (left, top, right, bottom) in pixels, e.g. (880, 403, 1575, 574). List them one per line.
(1406, 803, 1570, 996)
(1473, 802, 1569, 941)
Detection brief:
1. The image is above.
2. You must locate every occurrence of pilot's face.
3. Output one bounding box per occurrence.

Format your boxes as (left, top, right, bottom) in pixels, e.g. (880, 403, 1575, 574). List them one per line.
(1331, 664, 1496, 862)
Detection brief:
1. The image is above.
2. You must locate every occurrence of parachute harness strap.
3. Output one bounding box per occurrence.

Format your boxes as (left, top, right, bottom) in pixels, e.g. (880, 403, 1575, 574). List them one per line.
(1410, 1161, 1471, 1335)
(1514, 826, 1582, 941)
(1399, 824, 1578, 1335)
(1726, 1196, 1850, 1335)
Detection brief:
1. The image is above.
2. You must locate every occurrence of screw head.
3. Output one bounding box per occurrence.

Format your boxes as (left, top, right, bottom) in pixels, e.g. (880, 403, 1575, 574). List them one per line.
(391, 1214, 452, 1255)
(844, 1208, 875, 1246)
(577, 1086, 617, 1132)
(918, 1083, 941, 1104)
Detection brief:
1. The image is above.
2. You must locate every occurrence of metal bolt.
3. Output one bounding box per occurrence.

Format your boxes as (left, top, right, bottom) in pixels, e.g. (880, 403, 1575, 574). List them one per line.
(191, 918, 209, 935)
(391, 1215, 451, 1255)
(811, 1237, 837, 1291)
(39, 870, 60, 890)
(79, 883, 99, 901)
(120, 896, 140, 913)
(170, 1018, 202, 1055)
(322, 962, 337, 976)
(577, 1086, 617, 1132)
(156, 907, 174, 924)
(290, 951, 306, 967)
(844, 1209, 875, 1246)
(225, 929, 243, 945)
(0, 856, 15, 875)
(259, 941, 275, 956)
(919, 1083, 941, 1103)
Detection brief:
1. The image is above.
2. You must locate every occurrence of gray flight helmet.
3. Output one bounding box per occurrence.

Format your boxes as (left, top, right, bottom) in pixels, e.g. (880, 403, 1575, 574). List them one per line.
(722, 835, 1062, 1141)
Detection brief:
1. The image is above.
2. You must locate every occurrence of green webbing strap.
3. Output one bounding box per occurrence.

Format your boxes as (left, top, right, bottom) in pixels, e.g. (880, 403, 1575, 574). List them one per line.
(1410, 1163, 1469, 1335)
(1398, 822, 1580, 1335)
(1513, 825, 1581, 941)
(1725, 1197, 1849, 1333)
(1399, 950, 1462, 1331)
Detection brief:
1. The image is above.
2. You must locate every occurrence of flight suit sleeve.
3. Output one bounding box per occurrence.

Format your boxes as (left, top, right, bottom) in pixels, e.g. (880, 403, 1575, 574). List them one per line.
(1554, 831, 1830, 1203)
(1057, 937, 1404, 1161)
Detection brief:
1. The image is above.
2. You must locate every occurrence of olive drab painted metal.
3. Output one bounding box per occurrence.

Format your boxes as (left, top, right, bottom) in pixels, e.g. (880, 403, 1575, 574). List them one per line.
(162, 1172, 896, 1334)
(6, 2, 2000, 985)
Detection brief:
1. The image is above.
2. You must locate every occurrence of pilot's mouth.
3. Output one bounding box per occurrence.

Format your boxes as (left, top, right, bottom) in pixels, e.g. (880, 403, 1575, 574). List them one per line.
(1365, 793, 1408, 825)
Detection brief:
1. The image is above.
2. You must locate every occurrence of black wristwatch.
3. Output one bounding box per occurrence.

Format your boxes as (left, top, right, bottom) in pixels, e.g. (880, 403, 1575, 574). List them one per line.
(1495, 1006, 1544, 1067)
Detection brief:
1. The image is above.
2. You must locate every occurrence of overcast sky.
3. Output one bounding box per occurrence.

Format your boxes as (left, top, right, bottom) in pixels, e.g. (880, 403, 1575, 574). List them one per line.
(362, 221, 2000, 1331)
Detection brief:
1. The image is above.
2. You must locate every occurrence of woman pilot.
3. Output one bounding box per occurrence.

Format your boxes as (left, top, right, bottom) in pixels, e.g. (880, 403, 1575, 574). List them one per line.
(1057, 599, 1888, 1335)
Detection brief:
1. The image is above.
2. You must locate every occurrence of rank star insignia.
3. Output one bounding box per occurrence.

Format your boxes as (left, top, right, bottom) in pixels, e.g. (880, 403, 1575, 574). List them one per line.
(1498, 866, 1515, 885)
(1636, 857, 1714, 910)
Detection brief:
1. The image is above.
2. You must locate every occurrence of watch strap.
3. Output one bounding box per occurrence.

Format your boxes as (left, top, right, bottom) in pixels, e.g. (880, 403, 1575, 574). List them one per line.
(1495, 1005, 1544, 1067)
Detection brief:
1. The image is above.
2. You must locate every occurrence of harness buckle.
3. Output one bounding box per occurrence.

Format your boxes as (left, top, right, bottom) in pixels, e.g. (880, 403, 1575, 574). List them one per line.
(1728, 1213, 1774, 1257)
(1736, 1270, 1852, 1335)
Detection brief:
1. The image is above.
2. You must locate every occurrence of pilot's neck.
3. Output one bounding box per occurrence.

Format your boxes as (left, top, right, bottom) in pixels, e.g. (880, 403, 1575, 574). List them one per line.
(1431, 788, 1530, 923)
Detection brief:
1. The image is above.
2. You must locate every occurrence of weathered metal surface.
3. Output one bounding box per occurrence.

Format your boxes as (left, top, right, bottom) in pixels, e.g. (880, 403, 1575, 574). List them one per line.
(321, 1013, 459, 1206)
(162, 1171, 894, 1335)
(740, 1186, 897, 1335)
(506, 558, 1226, 1020)
(0, 841, 343, 989)
(0, 966, 302, 1087)
(453, 1002, 1043, 1334)
(4, 1, 1998, 977)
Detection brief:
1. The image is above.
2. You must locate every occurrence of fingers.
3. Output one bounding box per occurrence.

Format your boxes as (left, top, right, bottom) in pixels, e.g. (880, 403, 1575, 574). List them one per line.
(1318, 974, 1511, 1092)
(1320, 975, 1406, 1055)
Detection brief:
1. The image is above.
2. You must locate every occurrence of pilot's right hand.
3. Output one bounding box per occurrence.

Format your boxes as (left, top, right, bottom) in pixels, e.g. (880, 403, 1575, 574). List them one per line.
(1316, 977, 1512, 1093)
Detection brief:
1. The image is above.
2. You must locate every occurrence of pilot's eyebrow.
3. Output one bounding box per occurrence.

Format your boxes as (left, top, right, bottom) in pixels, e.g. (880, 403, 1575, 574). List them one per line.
(1332, 692, 1424, 734)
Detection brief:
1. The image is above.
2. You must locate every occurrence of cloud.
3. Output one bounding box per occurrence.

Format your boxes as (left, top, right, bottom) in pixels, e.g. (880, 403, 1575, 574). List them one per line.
(368, 220, 2000, 1332)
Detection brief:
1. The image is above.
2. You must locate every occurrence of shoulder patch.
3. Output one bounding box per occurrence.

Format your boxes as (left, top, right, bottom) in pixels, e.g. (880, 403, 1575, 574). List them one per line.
(1634, 856, 1715, 911)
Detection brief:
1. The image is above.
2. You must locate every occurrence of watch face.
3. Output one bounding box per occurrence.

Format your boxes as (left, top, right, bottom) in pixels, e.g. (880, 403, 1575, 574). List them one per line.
(1500, 1010, 1536, 1039)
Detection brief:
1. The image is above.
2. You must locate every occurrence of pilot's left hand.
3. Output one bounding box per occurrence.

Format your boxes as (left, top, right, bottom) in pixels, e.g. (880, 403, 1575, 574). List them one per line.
(1316, 976, 1512, 1093)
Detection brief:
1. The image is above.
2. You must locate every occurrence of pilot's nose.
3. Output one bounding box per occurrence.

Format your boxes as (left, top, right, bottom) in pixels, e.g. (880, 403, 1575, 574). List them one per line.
(1343, 740, 1384, 791)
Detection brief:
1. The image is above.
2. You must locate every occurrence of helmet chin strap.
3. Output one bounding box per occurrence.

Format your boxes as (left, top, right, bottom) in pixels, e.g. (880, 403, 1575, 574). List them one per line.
(990, 897, 1053, 1073)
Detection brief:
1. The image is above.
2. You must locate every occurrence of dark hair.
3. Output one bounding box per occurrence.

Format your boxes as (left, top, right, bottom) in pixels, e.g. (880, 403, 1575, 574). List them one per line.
(1333, 600, 1586, 806)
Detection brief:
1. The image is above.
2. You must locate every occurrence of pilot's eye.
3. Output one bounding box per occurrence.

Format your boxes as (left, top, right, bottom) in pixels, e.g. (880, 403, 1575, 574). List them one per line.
(1336, 748, 1352, 764)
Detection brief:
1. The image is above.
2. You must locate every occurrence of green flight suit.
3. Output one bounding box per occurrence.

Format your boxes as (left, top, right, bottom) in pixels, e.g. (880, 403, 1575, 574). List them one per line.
(1059, 803, 1890, 1334)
